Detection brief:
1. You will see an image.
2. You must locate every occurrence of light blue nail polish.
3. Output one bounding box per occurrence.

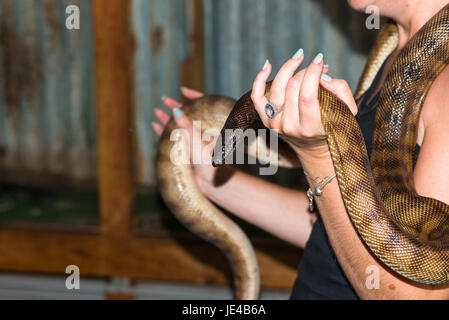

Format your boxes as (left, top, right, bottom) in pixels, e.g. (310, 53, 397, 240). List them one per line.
(314, 53, 324, 64)
(173, 108, 182, 119)
(292, 48, 304, 59)
(321, 73, 332, 82)
(324, 64, 329, 69)
(262, 59, 269, 70)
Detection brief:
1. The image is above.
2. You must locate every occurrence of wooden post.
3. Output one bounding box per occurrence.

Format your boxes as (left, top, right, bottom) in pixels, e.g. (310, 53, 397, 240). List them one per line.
(181, 0, 205, 94)
(93, 0, 135, 237)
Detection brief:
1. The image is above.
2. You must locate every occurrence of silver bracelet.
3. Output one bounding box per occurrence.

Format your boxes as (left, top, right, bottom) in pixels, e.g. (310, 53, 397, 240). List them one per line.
(304, 171, 337, 212)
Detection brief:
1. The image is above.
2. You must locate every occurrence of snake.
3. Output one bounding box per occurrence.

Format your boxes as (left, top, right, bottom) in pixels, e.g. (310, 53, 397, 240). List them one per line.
(156, 5, 449, 299)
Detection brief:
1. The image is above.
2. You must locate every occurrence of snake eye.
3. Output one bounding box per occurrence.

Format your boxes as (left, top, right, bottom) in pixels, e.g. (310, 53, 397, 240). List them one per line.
(211, 136, 227, 167)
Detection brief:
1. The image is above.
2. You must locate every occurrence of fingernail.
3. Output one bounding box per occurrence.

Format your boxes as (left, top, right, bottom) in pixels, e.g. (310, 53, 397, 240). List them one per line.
(292, 48, 304, 59)
(262, 59, 269, 70)
(324, 64, 329, 69)
(321, 73, 332, 82)
(313, 53, 324, 64)
(173, 108, 182, 119)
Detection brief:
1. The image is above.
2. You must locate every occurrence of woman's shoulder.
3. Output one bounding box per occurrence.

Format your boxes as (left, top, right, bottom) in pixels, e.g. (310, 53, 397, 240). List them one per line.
(412, 65, 449, 204)
(421, 64, 449, 135)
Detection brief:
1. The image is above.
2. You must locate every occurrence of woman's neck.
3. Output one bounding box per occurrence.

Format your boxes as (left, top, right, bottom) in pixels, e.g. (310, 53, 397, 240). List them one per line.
(390, 0, 449, 48)
(359, 0, 449, 107)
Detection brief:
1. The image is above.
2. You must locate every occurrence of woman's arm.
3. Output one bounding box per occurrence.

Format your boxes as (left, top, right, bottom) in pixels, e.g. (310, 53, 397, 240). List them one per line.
(308, 66, 449, 300)
(300, 152, 449, 300)
(249, 50, 449, 299)
(197, 167, 315, 248)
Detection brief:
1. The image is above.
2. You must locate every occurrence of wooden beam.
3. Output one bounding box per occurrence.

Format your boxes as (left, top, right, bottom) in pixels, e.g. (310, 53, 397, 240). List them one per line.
(181, 0, 205, 94)
(92, 0, 135, 237)
(0, 229, 300, 289)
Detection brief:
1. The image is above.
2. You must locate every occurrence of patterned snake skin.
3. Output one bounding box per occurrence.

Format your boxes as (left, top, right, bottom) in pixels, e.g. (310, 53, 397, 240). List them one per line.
(157, 5, 449, 299)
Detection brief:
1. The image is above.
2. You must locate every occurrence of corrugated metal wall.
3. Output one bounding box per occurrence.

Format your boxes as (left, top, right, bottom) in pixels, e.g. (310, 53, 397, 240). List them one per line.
(131, 0, 190, 186)
(0, 0, 377, 188)
(203, 0, 377, 98)
(0, 0, 96, 182)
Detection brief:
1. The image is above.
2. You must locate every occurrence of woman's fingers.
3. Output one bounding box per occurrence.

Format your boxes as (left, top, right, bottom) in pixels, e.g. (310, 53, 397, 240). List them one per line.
(152, 122, 164, 136)
(181, 86, 204, 99)
(172, 107, 212, 163)
(298, 53, 325, 126)
(154, 108, 170, 125)
(269, 49, 305, 107)
(284, 69, 306, 107)
(162, 96, 183, 110)
(251, 60, 272, 127)
(299, 53, 324, 105)
(320, 78, 358, 116)
(172, 108, 193, 132)
(281, 70, 306, 134)
(162, 87, 203, 111)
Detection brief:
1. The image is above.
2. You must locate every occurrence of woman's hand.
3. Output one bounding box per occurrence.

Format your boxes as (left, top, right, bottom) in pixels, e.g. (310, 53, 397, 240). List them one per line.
(250, 50, 358, 162)
(153, 87, 318, 247)
(152, 86, 229, 192)
(152, 86, 204, 135)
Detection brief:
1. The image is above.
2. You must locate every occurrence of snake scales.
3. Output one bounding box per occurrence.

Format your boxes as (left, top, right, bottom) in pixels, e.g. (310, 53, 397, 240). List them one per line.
(156, 5, 449, 299)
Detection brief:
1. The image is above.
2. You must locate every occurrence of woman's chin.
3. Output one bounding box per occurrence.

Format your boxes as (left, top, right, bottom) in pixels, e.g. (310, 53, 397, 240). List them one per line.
(347, 0, 371, 11)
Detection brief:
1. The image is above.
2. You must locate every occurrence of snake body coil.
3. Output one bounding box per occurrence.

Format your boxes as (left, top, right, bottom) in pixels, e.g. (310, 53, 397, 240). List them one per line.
(157, 6, 449, 299)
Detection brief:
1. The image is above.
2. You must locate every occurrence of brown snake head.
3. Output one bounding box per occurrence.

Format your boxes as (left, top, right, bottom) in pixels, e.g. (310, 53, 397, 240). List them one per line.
(211, 82, 272, 167)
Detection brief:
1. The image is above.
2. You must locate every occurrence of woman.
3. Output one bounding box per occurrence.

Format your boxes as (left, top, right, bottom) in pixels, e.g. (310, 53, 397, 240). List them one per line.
(153, 0, 449, 299)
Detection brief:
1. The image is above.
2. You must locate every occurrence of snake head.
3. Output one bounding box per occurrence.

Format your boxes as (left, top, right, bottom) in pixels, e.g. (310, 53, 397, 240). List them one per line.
(211, 90, 262, 167)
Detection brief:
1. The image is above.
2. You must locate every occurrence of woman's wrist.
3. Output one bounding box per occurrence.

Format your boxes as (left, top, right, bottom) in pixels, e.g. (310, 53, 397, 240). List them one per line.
(297, 147, 335, 178)
(292, 141, 333, 168)
(298, 149, 337, 214)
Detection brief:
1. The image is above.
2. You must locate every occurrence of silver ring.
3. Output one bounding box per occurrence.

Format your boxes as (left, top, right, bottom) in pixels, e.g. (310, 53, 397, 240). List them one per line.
(265, 103, 282, 119)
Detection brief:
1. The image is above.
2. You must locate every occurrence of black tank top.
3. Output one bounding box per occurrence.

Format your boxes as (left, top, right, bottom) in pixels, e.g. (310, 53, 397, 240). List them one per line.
(289, 58, 421, 300)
